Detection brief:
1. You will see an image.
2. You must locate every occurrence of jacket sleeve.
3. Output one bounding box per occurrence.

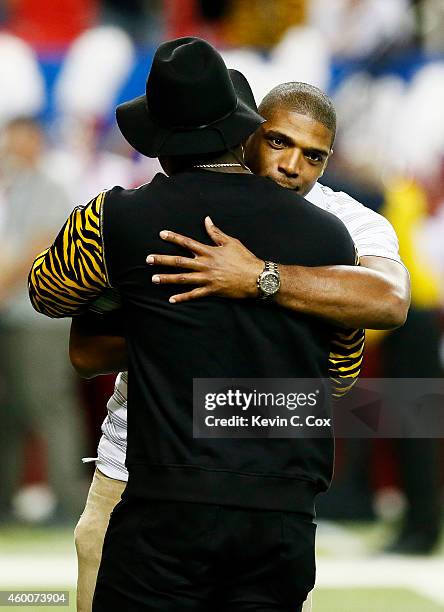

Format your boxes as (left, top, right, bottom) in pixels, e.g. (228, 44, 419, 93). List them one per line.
(328, 245, 364, 398)
(28, 191, 110, 318)
(328, 328, 365, 398)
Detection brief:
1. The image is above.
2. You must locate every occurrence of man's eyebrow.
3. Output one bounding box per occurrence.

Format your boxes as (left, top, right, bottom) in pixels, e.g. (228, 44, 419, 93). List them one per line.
(263, 129, 294, 145)
(264, 130, 330, 156)
(303, 147, 329, 158)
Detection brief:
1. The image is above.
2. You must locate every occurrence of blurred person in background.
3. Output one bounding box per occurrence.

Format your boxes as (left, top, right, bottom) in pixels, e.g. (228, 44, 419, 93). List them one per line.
(0, 117, 87, 524)
(418, 169, 444, 291)
(378, 176, 443, 553)
(327, 173, 444, 554)
(300, 0, 444, 552)
(45, 116, 142, 207)
(100, 0, 163, 44)
(309, 0, 415, 58)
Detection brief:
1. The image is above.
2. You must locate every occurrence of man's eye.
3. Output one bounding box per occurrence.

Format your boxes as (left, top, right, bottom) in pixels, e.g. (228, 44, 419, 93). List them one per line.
(270, 137, 284, 147)
(306, 152, 322, 162)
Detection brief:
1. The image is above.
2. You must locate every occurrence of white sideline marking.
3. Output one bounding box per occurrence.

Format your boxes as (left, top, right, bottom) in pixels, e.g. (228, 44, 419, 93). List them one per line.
(316, 521, 367, 556)
(1, 551, 443, 606)
(0, 553, 76, 587)
(316, 556, 444, 605)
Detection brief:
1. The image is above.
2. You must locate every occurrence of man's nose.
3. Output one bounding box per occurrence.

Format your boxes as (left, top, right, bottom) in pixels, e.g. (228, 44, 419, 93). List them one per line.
(278, 150, 302, 177)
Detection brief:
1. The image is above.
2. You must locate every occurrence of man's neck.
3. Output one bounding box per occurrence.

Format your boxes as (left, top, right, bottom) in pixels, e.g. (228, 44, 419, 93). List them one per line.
(164, 150, 252, 176)
(194, 165, 251, 174)
(191, 151, 251, 174)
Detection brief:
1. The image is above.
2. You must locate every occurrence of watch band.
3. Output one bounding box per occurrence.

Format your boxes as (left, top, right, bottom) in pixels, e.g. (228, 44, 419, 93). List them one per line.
(264, 261, 278, 275)
(257, 261, 280, 300)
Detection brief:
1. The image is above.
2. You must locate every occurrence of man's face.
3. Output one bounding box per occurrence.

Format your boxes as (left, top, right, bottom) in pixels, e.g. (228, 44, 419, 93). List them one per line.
(245, 108, 333, 197)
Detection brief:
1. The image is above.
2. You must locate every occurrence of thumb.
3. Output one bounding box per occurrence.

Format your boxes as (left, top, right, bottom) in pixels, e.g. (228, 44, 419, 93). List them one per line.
(205, 216, 228, 246)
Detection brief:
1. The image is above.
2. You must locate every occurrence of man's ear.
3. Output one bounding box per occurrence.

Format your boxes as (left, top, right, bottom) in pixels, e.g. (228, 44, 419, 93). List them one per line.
(244, 133, 255, 165)
(244, 133, 254, 151)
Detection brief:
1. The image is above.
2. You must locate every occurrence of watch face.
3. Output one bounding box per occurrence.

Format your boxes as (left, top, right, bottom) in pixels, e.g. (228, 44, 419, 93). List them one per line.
(260, 272, 280, 294)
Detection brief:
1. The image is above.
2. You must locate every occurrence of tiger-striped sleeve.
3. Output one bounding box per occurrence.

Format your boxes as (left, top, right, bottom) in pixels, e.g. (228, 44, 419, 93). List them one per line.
(328, 328, 365, 398)
(327, 242, 364, 398)
(28, 191, 110, 318)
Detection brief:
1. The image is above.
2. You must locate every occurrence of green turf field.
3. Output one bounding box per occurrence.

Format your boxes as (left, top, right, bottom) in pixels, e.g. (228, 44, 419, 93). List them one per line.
(0, 590, 76, 612)
(313, 588, 444, 611)
(0, 587, 442, 612)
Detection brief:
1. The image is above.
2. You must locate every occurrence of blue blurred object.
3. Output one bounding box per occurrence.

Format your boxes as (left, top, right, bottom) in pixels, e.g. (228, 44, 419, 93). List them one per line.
(35, 48, 444, 124)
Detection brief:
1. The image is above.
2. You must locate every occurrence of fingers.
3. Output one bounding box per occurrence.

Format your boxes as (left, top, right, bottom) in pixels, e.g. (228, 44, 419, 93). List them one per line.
(205, 216, 229, 246)
(146, 254, 203, 270)
(151, 272, 206, 285)
(159, 230, 209, 255)
(169, 287, 210, 304)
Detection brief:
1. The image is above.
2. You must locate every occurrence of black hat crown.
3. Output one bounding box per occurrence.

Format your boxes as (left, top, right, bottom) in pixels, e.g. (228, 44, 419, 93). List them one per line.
(116, 36, 265, 157)
(147, 38, 238, 130)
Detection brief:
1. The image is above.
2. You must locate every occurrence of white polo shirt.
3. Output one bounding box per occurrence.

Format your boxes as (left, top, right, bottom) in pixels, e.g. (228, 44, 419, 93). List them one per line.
(307, 182, 402, 264)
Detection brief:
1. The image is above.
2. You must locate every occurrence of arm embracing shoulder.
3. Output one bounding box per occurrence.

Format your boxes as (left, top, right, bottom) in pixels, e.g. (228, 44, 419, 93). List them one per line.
(69, 310, 128, 378)
(276, 239, 409, 329)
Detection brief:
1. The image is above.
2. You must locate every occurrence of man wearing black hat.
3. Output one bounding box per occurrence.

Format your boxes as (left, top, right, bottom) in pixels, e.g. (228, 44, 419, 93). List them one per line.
(29, 37, 363, 611)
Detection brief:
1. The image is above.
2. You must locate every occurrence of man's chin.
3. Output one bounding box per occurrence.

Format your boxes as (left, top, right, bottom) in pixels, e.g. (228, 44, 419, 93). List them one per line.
(273, 179, 302, 193)
(279, 182, 311, 197)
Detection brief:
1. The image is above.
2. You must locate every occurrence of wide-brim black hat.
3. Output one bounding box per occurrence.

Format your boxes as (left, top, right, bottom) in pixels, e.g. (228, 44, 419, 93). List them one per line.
(229, 68, 259, 113)
(116, 37, 264, 158)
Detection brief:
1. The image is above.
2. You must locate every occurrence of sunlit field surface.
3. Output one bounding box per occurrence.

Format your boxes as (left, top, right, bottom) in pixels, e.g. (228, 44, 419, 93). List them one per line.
(1, 521, 443, 612)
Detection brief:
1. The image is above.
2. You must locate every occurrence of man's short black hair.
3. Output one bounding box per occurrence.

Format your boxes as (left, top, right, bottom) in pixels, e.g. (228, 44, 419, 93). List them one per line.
(259, 82, 336, 146)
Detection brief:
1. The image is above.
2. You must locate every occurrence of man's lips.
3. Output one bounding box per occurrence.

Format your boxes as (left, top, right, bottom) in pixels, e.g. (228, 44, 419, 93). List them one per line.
(264, 174, 302, 192)
(279, 181, 301, 191)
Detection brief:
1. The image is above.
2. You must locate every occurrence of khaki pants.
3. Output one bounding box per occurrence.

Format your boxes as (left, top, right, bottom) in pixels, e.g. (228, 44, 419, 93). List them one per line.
(74, 469, 126, 612)
(74, 468, 312, 612)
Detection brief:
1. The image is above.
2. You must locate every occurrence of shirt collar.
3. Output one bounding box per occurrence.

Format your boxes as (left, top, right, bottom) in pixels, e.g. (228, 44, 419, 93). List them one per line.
(305, 182, 324, 207)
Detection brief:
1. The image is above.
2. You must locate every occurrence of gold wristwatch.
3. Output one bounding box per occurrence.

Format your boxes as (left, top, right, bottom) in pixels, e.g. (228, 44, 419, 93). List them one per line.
(257, 261, 280, 299)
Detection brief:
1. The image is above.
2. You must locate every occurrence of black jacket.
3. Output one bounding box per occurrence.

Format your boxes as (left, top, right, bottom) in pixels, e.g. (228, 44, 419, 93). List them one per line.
(103, 170, 359, 515)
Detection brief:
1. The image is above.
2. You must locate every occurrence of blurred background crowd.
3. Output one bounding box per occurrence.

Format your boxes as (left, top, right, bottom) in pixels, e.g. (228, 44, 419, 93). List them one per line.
(0, 0, 443, 559)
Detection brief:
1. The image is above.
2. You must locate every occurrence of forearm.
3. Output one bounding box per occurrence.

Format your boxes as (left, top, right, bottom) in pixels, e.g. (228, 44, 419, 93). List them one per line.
(276, 262, 409, 330)
(148, 221, 410, 329)
(69, 313, 128, 378)
(70, 334, 128, 378)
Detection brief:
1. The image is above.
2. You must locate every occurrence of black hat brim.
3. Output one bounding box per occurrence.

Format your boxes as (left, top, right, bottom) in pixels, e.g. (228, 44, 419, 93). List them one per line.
(116, 69, 264, 158)
(228, 69, 258, 112)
